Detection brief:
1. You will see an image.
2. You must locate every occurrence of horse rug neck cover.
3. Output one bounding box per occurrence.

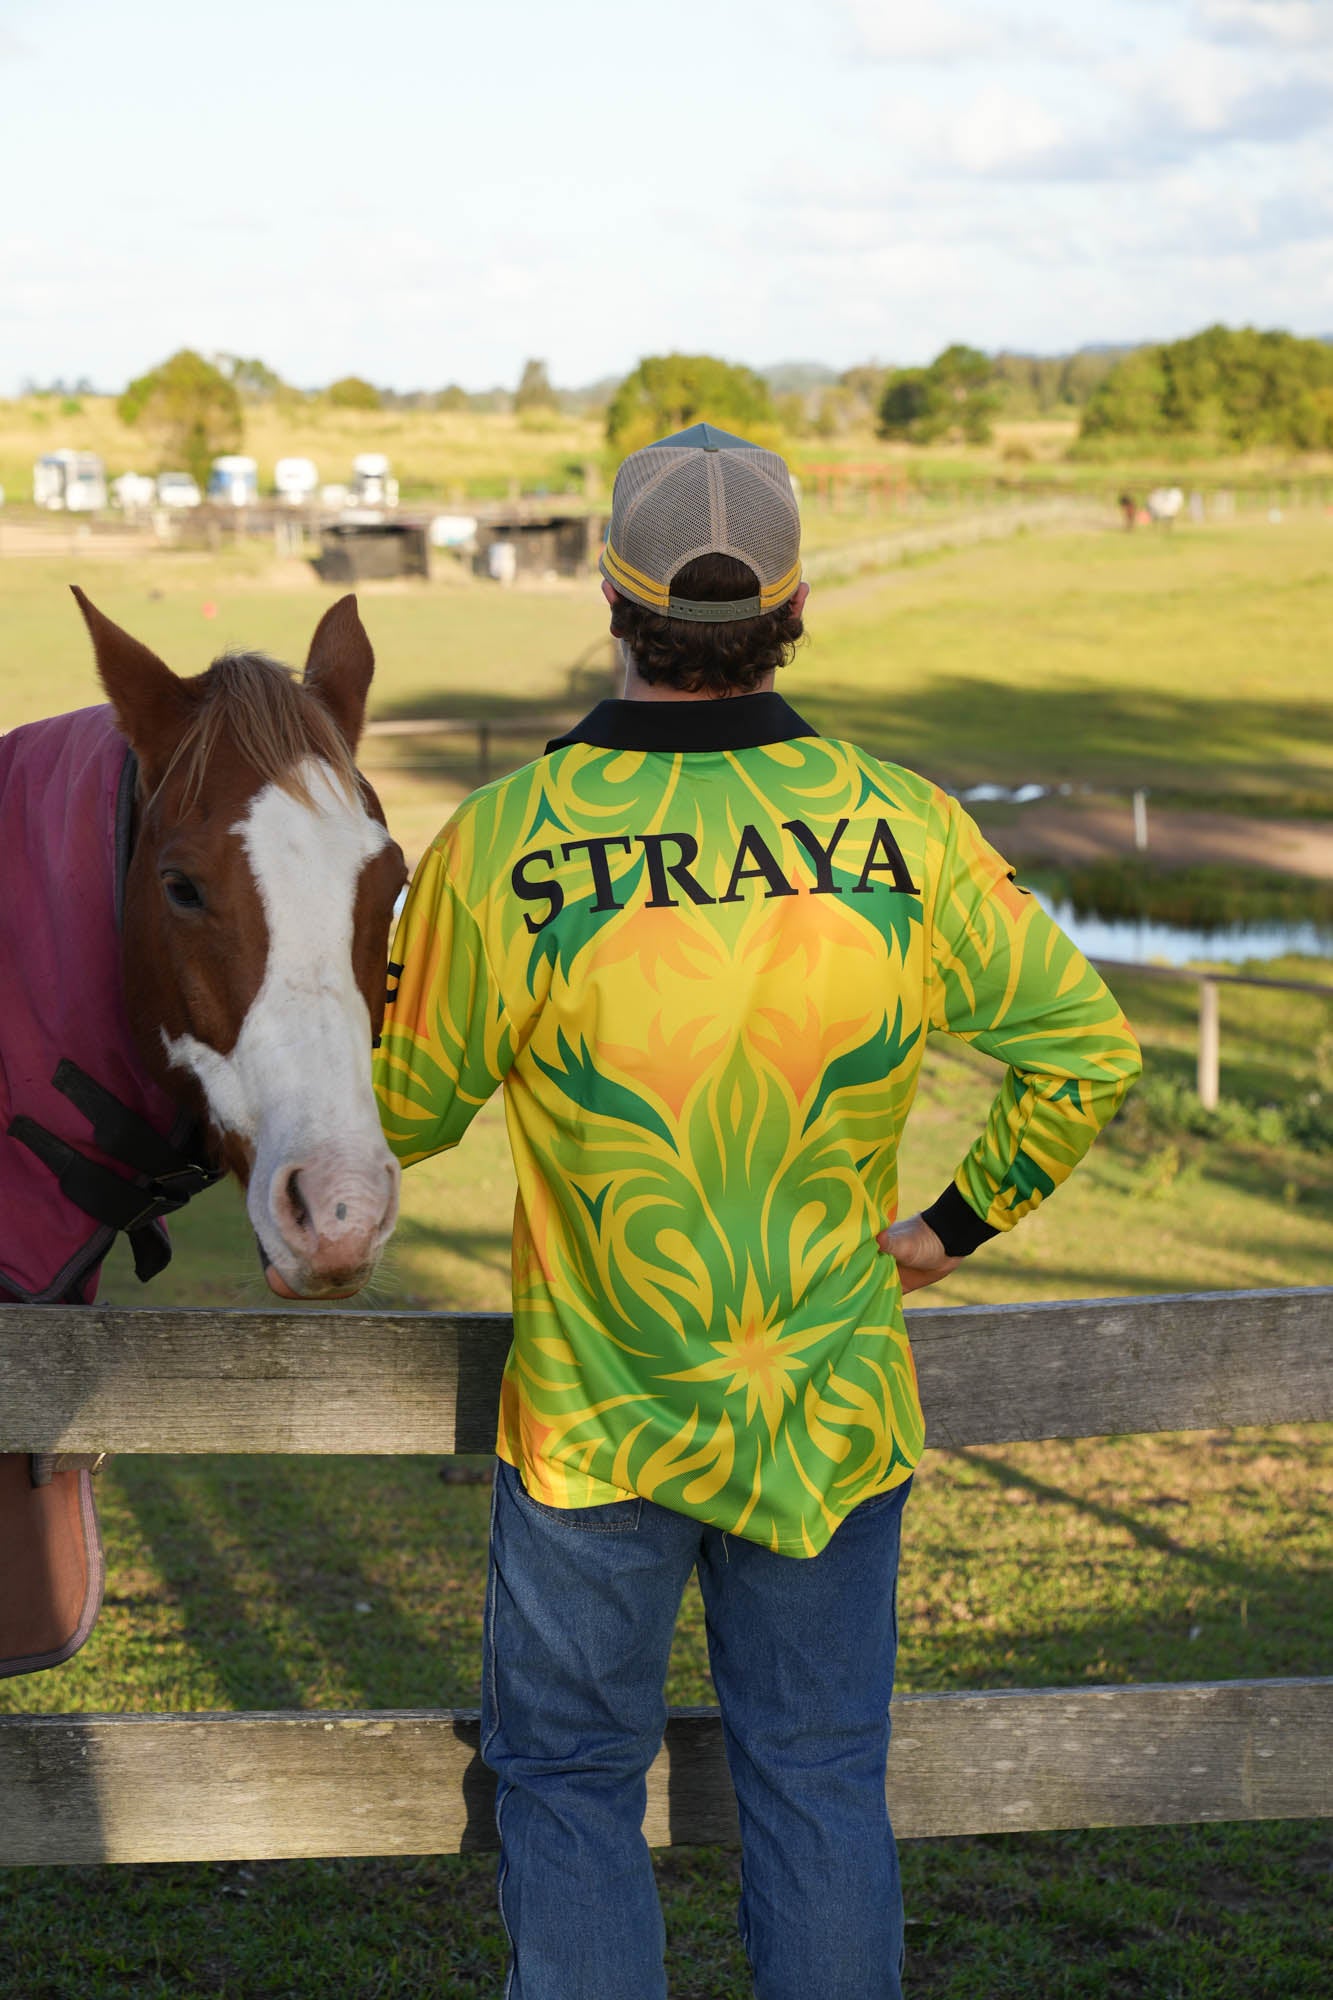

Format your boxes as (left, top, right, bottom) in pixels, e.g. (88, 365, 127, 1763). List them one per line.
(0, 704, 216, 1679)
(0, 702, 215, 1305)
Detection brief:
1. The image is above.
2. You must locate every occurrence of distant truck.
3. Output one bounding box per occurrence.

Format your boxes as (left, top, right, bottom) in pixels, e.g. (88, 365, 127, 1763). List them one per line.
(349, 453, 398, 510)
(111, 472, 157, 514)
(34, 450, 107, 512)
(274, 457, 319, 505)
(208, 455, 259, 507)
(156, 472, 202, 509)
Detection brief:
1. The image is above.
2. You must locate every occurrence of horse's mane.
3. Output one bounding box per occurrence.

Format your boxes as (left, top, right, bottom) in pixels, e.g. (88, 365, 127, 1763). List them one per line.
(157, 652, 360, 812)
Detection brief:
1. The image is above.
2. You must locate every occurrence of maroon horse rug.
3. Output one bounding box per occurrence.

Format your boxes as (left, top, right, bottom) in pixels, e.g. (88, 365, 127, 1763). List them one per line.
(0, 592, 406, 1677)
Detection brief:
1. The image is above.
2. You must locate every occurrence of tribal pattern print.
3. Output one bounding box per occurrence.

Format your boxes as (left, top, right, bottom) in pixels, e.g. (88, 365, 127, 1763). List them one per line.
(375, 735, 1140, 1555)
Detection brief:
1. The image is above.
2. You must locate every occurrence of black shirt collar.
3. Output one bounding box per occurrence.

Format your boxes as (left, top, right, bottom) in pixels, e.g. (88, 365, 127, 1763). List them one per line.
(546, 693, 818, 755)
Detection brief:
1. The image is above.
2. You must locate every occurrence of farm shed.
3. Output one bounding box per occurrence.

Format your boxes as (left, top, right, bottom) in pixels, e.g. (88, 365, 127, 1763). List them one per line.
(315, 522, 429, 583)
(473, 514, 596, 583)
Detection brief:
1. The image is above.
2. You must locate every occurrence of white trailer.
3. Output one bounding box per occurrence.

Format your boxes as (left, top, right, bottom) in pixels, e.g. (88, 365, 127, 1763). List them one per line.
(208, 455, 259, 507)
(33, 450, 107, 512)
(274, 457, 319, 505)
(111, 472, 157, 516)
(349, 453, 398, 510)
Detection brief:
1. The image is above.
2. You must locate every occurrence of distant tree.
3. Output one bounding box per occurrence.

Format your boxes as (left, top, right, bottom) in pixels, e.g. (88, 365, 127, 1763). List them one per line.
(774, 391, 814, 437)
(838, 363, 889, 414)
(326, 375, 382, 411)
(813, 386, 856, 438)
(514, 359, 557, 413)
(1078, 350, 1170, 440)
(435, 384, 469, 411)
(878, 344, 999, 444)
(118, 349, 243, 485)
(1080, 326, 1333, 451)
(217, 354, 287, 402)
(876, 367, 935, 439)
(1058, 348, 1126, 407)
(606, 353, 779, 457)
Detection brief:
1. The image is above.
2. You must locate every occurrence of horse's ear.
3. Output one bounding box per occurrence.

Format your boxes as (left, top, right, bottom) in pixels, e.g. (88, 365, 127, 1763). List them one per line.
(304, 595, 374, 752)
(71, 587, 198, 784)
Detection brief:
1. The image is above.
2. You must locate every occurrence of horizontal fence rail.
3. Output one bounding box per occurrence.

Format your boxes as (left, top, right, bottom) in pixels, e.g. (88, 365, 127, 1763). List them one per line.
(1, 1681, 1327, 1866)
(2, 1287, 1328, 1866)
(0, 1288, 1328, 1457)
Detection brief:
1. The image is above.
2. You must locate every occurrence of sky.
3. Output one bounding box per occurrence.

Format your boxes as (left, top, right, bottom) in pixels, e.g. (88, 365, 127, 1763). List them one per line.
(2, 0, 1331, 394)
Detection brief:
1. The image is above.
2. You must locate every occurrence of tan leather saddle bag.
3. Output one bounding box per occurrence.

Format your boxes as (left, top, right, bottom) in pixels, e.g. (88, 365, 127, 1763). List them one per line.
(0, 1452, 104, 1678)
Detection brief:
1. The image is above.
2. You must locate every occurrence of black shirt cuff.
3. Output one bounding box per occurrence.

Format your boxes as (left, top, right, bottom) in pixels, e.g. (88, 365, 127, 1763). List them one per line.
(921, 1183, 1001, 1258)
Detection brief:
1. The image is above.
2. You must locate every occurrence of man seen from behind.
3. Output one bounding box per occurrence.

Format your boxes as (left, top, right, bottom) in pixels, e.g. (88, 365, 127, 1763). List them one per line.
(374, 425, 1142, 2000)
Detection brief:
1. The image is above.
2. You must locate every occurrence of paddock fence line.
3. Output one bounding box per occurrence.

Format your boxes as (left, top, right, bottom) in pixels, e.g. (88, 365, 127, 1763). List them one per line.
(1089, 958, 1333, 1112)
(0, 1286, 1328, 1865)
(800, 497, 1115, 584)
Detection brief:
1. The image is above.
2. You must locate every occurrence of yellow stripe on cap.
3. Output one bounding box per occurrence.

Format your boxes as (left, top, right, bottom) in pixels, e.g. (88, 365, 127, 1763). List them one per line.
(602, 538, 671, 607)
(758, 557, 803, 609)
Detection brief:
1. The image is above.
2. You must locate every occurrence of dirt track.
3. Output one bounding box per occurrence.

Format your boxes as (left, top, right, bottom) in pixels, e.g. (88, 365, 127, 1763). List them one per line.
(989, 797, 1333, 880)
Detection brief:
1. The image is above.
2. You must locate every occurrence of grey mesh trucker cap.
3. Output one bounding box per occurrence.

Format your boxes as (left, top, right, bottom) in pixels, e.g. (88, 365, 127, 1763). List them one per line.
(600, 423, 802, 623)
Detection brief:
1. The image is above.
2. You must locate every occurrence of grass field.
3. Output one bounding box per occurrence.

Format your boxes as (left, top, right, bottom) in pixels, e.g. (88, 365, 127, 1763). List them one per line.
(4, 509, 1332, 836)
(1, 519, 1329, 1996)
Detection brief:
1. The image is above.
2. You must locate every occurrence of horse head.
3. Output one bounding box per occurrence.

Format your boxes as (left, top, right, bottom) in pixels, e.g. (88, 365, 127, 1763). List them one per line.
(71, 589, 407, 1299)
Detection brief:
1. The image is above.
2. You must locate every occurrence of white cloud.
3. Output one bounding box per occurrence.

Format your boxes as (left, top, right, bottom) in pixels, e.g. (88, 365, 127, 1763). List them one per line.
(1195, 0, 1333, 47)
(844, 1, 1013, 60)
(842, 0, 1092, 63)
(866, 42, 1333, 183)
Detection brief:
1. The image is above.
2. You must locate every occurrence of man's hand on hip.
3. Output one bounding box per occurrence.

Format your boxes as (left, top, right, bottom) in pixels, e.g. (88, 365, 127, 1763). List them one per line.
(877, 1213, 965, 1294)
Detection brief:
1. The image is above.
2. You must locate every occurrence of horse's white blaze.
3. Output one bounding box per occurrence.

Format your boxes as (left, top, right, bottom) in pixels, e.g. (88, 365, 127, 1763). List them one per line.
(163, 759, 397, 1279)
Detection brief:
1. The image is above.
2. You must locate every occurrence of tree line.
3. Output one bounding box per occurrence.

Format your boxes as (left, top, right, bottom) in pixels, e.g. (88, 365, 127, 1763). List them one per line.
(78, 326, 1333, 485)
(1077, 325, 1333, 453)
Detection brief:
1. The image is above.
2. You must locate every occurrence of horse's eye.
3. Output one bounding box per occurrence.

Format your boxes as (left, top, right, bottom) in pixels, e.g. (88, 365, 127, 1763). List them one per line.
(162, 870, 204, 911)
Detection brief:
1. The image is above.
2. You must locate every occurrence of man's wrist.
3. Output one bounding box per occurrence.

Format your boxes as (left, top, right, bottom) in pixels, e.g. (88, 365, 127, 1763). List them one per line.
(920, 1183, 1000, 1258)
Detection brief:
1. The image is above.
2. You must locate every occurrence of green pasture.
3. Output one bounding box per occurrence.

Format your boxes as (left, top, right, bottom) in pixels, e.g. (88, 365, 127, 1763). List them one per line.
(2, 521, 1329, 1994)
(3, 511, 1332, 843)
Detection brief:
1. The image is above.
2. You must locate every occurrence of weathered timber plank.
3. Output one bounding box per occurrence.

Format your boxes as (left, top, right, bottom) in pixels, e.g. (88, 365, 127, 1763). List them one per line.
(908, 1287, 1333, 1449)
(0, 1308, 512, 1454)
(0, 1289, 1327, 1455)
(0, 1680, 1326, 1865)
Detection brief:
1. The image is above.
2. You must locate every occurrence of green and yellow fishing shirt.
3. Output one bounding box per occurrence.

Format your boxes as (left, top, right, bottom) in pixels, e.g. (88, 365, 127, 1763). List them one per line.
(374, 694, 1140, 1555)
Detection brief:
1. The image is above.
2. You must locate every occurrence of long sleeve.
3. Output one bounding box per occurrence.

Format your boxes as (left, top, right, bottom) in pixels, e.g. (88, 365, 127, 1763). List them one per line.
(922, 798, 1142, 1251)
(373, 835, 515, 1168)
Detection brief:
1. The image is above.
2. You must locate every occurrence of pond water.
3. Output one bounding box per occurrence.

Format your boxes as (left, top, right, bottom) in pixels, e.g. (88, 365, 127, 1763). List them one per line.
(1033, 893, 1333, 970)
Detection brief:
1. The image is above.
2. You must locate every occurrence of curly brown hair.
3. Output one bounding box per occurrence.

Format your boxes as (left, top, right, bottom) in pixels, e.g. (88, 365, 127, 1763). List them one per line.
(608, 553, 805, 696)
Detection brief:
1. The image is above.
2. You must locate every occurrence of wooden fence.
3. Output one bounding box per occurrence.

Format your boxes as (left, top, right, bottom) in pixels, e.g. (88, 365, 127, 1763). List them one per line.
(0, 1286, 1328, 1866)
(1090, 958, 1332, 1111)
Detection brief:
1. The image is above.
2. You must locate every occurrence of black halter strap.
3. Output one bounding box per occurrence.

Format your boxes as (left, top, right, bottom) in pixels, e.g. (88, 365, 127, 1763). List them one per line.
(8, 1060, 222, 1283)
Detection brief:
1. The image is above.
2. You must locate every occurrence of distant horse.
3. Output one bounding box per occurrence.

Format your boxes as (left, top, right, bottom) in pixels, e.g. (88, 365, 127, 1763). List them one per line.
(0, 590, 407, 1676)
(1146, 486, 1184, 526)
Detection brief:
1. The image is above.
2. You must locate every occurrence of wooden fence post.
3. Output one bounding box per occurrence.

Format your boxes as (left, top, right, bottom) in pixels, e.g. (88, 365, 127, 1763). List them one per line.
(1198, 978, 1220, 1110)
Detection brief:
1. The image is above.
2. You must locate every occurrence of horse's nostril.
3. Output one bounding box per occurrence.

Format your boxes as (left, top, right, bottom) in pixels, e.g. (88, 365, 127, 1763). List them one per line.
(335, 1201, 347, 1222)
(286, 1170, 309, 1231)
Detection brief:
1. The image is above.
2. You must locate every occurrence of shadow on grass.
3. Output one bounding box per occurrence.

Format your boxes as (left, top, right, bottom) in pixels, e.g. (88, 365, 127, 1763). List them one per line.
(379, 1218, 514, 1312)
(114, 1454, 490, 1712)
(794, 672, 1333, 806)
(371, 643, 616, 728)
(1, 1822, 1327, 2000)
(368, 662, 1332, 829)
(909, 1445, 1329, 1687)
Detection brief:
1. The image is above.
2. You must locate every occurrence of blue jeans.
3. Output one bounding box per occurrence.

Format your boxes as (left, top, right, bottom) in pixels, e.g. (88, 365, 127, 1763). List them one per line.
(482, 1457, 911, 2000)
